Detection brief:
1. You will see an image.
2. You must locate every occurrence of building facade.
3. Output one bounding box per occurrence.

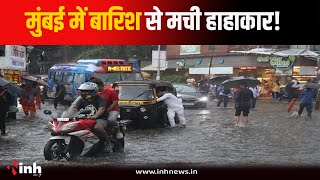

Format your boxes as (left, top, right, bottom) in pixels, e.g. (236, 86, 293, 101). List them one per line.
(142, 45, 319, 84)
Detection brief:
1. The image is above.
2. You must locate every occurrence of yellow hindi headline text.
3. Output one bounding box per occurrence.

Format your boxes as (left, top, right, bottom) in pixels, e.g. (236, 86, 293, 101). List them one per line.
(24, 6, 142, 37)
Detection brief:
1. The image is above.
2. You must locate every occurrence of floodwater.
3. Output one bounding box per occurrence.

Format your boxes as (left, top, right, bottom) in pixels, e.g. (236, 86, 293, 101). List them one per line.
(1, 99, 320, 168)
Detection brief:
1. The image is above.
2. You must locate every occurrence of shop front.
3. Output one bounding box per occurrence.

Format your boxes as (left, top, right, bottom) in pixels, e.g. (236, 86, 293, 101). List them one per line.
(254, 55, 295, 85)
(254, 55, 317, 84)
(167, 55, 273, 82)
(0, 45, 27, 84)
(144, 53, 317, 85)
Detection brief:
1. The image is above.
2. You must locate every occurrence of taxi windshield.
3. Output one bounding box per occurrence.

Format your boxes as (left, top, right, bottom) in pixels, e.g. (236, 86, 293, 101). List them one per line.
(117, 85, 154, 101)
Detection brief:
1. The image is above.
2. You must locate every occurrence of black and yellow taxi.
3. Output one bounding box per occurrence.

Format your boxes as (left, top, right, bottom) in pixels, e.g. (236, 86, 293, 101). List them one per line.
(113, 80, 176, 128)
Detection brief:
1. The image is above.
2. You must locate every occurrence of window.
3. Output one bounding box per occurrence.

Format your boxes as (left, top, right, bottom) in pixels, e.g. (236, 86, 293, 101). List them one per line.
(121, 73, 143, 81)
(49, 72, 54, 80)
(85, 73, 91, 82)
(118, 85, 154, 100)
(74, 73, 84, 84)
(54, 72, 63, 82)
(62, 72, 73, 83)
(0, 48, 4, 56)
(309, 45, 320, 52)
(208, 45, 216, 51)
(96, 73, 120, 85)
(175, 85, 197, 94)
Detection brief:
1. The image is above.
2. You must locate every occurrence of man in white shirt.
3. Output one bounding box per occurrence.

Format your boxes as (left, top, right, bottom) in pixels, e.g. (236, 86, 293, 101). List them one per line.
(288, 79, 299, 102)
(156, 90, 186, 128)
(249, 86, 259, 108)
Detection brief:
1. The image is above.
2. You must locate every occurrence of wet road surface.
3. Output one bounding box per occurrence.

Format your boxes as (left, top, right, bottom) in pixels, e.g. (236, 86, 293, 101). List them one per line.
(1, 99, 320, 168)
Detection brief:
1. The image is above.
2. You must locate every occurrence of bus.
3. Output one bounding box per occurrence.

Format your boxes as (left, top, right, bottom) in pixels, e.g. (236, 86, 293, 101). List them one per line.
(47, 59, 144, 101)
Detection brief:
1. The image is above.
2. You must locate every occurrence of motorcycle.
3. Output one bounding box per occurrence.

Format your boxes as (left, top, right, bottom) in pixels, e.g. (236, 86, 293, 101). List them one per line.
(43, 109, 126, 161)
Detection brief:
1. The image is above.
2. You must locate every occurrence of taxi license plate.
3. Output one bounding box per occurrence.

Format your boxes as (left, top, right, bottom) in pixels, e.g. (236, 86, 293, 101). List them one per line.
(183, 102, 194, 106)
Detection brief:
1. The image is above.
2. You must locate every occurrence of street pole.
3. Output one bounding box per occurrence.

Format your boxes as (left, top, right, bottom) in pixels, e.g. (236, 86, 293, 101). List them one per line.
(208, 56, 213, 78)
(315, 57, 320, 110)
(26, 46, 34, 75)
(317, 57, 320, 82)
(208, 47, 214, 78)
(156, 45, 161, 80)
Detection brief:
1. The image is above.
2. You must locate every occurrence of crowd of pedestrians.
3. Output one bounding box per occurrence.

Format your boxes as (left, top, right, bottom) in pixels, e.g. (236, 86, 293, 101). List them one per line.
(187, 76, 319, 127)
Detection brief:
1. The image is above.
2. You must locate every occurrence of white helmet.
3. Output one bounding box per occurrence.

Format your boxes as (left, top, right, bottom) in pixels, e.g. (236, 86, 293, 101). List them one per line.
(78, 82, 98, 91)
(78, 82, 98, 100)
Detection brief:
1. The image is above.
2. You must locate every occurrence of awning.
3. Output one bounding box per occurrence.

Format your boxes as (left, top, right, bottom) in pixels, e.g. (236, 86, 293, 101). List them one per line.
(189, 67, 233, 74)
(230, 48, 319, 58)
(166, 55, 272, 68)
(140, 64, 167, 71)
(141, 71, 151, 78)
(273, 49, 319, 57)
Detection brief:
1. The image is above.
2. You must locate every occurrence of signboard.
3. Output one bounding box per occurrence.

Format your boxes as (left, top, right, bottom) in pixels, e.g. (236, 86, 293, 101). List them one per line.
(0, 45, 27, 71)
(177, 59, 186, 67)
(257, 55, 295, 70)
(106, 65, 133, 72)
(180, 45, 201, 55)
(257, 57, 270, 62)
(189, 67, 233, 74)
(240, 66, 257, 70)
(152, 50, 167, 69)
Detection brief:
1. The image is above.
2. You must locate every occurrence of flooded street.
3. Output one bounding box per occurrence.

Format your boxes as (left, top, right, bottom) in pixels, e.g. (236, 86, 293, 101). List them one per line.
(1, 99, 320, 168)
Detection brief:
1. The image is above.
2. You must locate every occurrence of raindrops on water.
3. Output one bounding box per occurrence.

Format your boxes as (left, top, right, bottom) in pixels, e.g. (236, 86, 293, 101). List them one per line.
(1, 100, 320, 168)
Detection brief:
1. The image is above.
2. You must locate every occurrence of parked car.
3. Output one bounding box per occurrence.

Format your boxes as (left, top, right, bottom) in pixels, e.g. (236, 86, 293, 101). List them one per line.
(173, 83, 207, 108)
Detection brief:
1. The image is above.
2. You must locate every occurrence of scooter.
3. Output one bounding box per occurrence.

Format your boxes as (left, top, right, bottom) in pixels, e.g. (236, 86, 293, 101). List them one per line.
(43, 109, 126, 161)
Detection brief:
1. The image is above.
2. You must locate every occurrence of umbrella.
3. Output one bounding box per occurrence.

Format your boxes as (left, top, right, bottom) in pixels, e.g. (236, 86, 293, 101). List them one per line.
(0, 77, 23, 96)
(36, 79, 49, 88)
(304, 83, 320, 89)
(21, 75, 50, 88)
(197, 76, 230, 86)
(209, 76, 230, 85)
(221, 76, 260, 89)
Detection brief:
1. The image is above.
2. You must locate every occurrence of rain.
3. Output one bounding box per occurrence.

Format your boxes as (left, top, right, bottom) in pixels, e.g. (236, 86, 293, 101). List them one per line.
(1, 99, 320, 168)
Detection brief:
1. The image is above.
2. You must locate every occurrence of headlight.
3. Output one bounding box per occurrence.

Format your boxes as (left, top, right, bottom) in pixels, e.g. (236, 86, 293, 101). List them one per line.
(199, 97, 208, 101)
(47, 122, 55, 132)
(140, 107, 146, 112)
(60, 122, 79, 132)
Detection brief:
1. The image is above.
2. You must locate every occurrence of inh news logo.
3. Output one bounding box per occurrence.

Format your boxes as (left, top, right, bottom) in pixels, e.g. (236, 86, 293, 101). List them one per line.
(7, 160, 42, 177)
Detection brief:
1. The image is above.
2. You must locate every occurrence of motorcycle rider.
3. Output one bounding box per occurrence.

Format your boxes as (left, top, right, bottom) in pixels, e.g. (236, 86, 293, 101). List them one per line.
(71, 82, 112, 152)
(88, 77, 123, 139)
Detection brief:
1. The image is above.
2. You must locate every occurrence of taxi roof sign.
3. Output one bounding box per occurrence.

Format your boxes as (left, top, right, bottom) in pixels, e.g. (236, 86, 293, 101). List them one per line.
(107, 65, 133, 72)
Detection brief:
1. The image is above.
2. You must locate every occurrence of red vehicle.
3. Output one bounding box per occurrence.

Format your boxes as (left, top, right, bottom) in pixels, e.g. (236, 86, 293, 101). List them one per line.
(43, 109, 126, 161)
